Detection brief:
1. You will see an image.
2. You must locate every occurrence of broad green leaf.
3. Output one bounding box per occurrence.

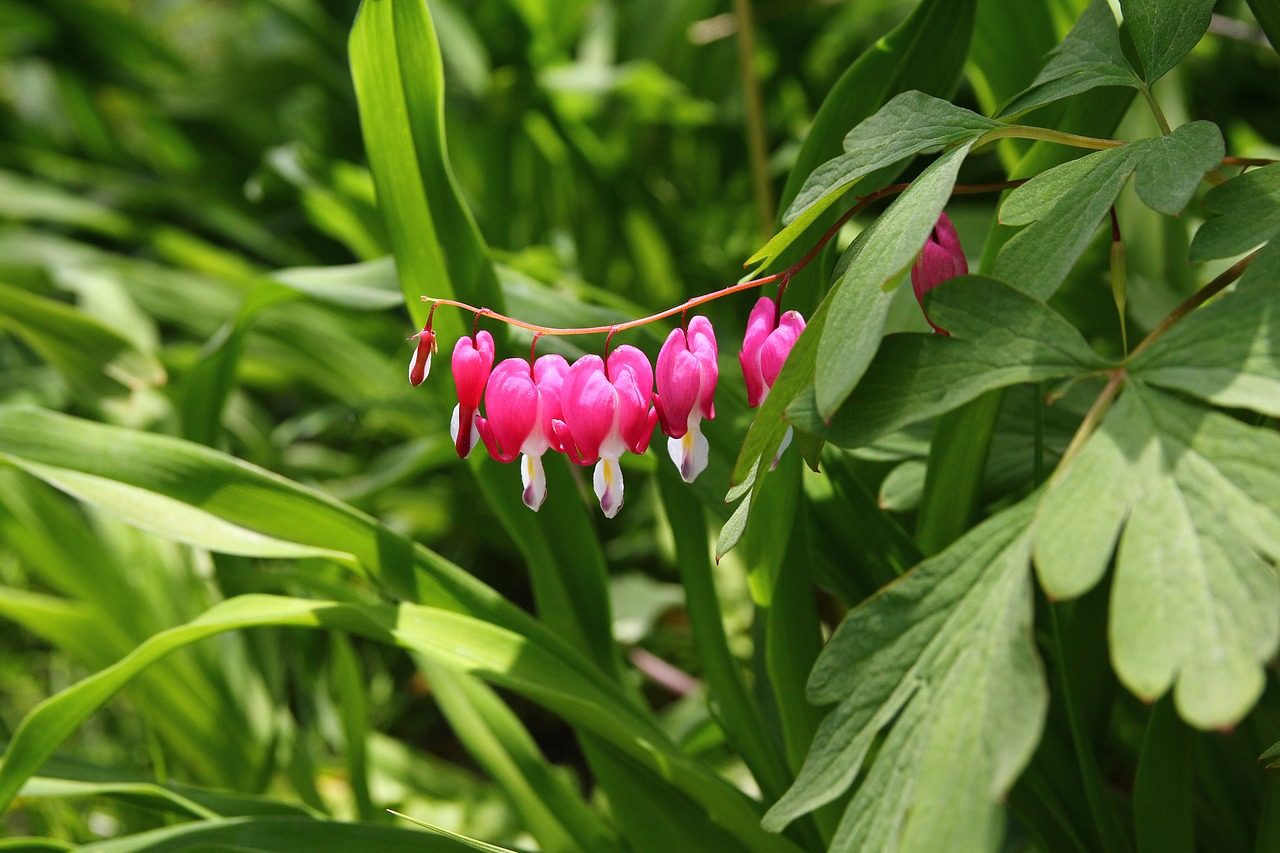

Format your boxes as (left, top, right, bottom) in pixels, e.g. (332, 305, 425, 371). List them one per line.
(0, 594, 799, 853)
(76, 816, 481, 853)
(776, 0, 978, 215)
(1246, 0, 1280, 55)
(0, 282, 166, 398)
(1189, 163, 1280, 261)
(763, 500, 1046, 853)
(1120, 0, 1215, 83)
(268, 256, 404, 310)
(995, 121, 1223, 297)
(789, 277, 1109, 448)
(1032, 386, 1280, 729)
(815, 143, 973, 419)
(751, 93, 998, 268)
(1129, 269, 1280, 417)
(999, 0, 1141, 118)
(349, 0, 505, 340)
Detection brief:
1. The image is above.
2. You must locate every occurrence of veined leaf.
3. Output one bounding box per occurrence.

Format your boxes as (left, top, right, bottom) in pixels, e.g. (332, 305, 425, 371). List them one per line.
(764, 500, 1046, 853)
(788, 277, 1110, 449)
(1129, 265, 1280, 417)
(999, 0, 1141, 118)
(1032, 386, 1280, 730)
(1189, 163, 1280, 261)
(995, 121, 1223, 298)
(1120, 0, 1216, 83)
(750, 93, 999, 269)
(814, 142, 974, 419)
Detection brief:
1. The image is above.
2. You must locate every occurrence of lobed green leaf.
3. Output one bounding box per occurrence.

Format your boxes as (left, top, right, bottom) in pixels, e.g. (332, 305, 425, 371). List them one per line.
(1120, 0, 1216, 83)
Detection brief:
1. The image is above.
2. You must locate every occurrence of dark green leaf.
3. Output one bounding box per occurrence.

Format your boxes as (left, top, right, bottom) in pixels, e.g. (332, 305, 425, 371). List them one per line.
(1189, 163, 1280, 261)
(999, 0, 1141, 118)
(789, 277, 1109, 448)
(764, 500, 1046, 853)
(75, 816, 485, 852)
(1120, 0, 1216, 83)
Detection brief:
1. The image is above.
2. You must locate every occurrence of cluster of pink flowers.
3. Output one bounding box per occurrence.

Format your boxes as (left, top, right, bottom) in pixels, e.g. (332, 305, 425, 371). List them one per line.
(407, 212, 965, 517)
(409, 306, 803, 517)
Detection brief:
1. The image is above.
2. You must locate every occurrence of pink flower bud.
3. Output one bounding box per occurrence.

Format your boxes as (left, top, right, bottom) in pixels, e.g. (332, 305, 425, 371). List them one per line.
(654, 316, 718, 483)
(739, 297, 805, 408)
(552, 346, 657, 518)
(476, 354, 569, 511)
(408, 324, 437, 387)
(450, 331, 495, 458)
(911, 213, 967, 335)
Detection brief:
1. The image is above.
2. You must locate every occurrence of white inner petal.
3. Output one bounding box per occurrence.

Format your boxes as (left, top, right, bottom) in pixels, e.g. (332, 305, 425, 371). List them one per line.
(667, 418, 709, 484)
(521, 453, 547, 511)
(593, 456, 625, 518)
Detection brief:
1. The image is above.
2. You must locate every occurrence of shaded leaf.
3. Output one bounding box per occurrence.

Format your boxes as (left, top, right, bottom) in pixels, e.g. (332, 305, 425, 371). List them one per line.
(1189, 163, 1280, 261)
(764, 500, 1046, 853)
(76, 816, 484, 852)
(789, 277, 1109, 448)
(999, 0, 1141, 118)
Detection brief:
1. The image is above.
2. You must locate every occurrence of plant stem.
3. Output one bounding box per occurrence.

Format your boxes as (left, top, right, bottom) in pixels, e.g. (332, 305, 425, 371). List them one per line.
(733, 0, 775, 237)
(1127, 249, 1260, 359)
(1139, 84, 1173, 135)
(980, 125, 1126, 151)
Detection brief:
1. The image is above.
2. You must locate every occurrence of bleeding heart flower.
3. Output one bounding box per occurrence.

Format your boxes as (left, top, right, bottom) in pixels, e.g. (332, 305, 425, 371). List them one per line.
(911, 213, 967, 335)
(654, 316, 717, 483)
(739, 296, 805, 467)
(450, 330, 495, 458)
(553, 346, 657, 518)
(408, 323, 437, 387)
(476, 354, 569, 511)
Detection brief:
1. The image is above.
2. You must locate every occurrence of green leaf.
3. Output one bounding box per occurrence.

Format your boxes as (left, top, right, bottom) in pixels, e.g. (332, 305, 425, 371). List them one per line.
(75, 816, 482, 852)
(789, 277, 1109, 448)
(751, 93, 998, 268)
(17, 773, 316, 821)
(1246, 0, 1280, 55)
(268, 256, 404, 310)
(995, 121, 1223, 297)
(0, 283, 166, 398)
(763, 500, 1046, 853)
(1032, 386, 1280, 729)
(1262, 739, 1280, 771)
(1120, 0, 1215, 83)
(814, 142, 974, 419)
(999, 0, 1141, 118)
(1129, 268, 1280, 417)
(1189, 163, 1280, 261)
(349, 0, 505, 339)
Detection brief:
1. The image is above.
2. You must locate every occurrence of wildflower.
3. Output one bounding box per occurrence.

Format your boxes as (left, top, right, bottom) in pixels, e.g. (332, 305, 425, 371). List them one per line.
(450, 330, 495, 458)
(739, 296, 805, 466)
(553, 346, 657, 518)
(654, 316, 718, 483)
(476, 354, 569, 511)
(911, 213, 967, 335)
(408, 323, 437, 387)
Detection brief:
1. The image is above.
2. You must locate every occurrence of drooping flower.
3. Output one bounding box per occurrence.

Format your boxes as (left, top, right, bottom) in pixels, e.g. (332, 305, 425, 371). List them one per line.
(739, 296, 806, 466)
(553, 346, 657, 518)
(408, 323, 437, 387)
(450, 330, 495, 459)
(911, 213, 967, 335)
(476, 354, 569, 511)
(654, 316, 718, 483)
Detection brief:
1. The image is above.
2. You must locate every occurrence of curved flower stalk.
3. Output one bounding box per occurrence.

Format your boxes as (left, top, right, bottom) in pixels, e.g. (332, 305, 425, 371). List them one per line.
(553, 346, 658, 518)
(739, 296, 805, 467)
(911, 212, 967, 335)
(450, 330, 495, 458)
(654, 316, 718, 483)
(475, 354, 569, 511)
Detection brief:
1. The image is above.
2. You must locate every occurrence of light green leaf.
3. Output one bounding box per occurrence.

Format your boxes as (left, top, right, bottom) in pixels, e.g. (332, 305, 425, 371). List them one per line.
(349, 0, 505, 339)
(76, 816, 480, 852)
(18, 774, 315, 821)
(814, 142, 973, 419)
(268, 256, 404, 310)
(751, 92, 998, 268)
(789, 277, 1109, 448)
(996, 121, 1224, 297)
(1189, 163, 1280, 261)
(1120, 0, 1216, 83)
(999, 0, 1141, 118)
(1129, 267, 1280, 416)
(0, 283, 167, 398)
(763, 500, 1046, 853)
(1032, 386, 1280, 730)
